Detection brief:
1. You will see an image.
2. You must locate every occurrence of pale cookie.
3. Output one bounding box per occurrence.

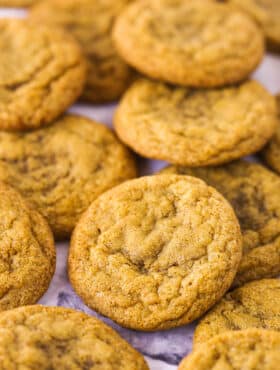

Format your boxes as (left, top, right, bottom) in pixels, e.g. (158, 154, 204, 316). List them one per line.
(0, 19, 86, 131)
(194, 279, 280, 347)
(262, 95, 280, 174)
(229, 0, 280, 52)
(161, 161, 280, 286)
(0, 183, 55, 311)
(113, 0, 264, 87)
(179, 329, 280, 370)
(0, 305, 148, 369)
(0, 114, 137, 239)
(30, 0, 133, 103)
(69, 175, 242, 331)
(115, 78, 277, 166)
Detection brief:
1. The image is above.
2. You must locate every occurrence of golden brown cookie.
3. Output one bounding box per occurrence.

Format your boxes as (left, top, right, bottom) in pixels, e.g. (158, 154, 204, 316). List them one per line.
(30, 0, 133, 103)
(194, 279, 280, 347)
(69, 175, 242, 331)
(0, 305, 148, 369)
(0, 183, 55, 311)
(0, 114, 137, 239)
(0, 19, 86, 131)
(229, 0, 280, 52)
(262, 95, 280, 174)
(160, 161, 280, 286)
(179, 329, 280, 370)
(115, 78, 277, 166)
(113, 0, 264, 87)
(0, 0, 36, 6)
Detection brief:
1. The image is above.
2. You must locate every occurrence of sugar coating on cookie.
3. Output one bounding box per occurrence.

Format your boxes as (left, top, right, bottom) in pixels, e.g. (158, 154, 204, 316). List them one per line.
(0, 183, 55, 311)
(0, 114, 137, 239)
(262, 95, 280, 174)
(0, 19, 86, 131)
(179, 329, 280, 370)
(69, 175, 242, 331)
(194, 279, 280, 347)
(30, 0, 133, 103)
(230, 0, 280, 52)
(0, 305, 148, 369)
(161, 161, 280, 286)
(115, 78, 277, 166)
(113, 0, 264, 87)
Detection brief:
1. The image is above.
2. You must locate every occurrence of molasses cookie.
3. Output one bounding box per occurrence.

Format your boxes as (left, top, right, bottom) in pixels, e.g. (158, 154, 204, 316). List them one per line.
(262, 95, 280, 174)
(30, 0, 133, 103)
(113, 0, 264, 87)
(0, 305, 148, 369)
(0, 19, 86, 131)
(115, 78, 277, 166)
(194, 279, 280, 347)
(0, 114, 137, 239)
(229, 0, 280, 52)
(69, 175, 242, 330)
(161, 161, 280, 286)
(0, 183, 55, 311)
(179, 329, 280, 370)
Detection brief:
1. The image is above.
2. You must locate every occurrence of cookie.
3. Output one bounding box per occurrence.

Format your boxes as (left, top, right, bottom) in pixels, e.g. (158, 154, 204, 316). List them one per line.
(113, 0, 264, 87)
(194, 279, 280, 347)
(0, 305, 148, 369)
(0, 183, 55, 311)
(0, 19, 86, 131)
(0, 0, 36, 6)
(160, 161, 280, 286)
(179, 329, 280, 370)
(115, 78, 277, 166)
(262, 95, 280, 174)
(0, 114, 137, 239)
(30, 0, 133, 103)
(69, 175, 242, 330)
(229, 0, 280, 52)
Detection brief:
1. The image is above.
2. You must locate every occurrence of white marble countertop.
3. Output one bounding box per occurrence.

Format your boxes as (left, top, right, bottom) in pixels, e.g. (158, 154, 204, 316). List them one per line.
(1, 7, 280, 369)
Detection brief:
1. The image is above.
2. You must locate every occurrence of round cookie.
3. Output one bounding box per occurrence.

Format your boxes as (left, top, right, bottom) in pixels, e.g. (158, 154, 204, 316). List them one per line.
(113, 0, 264, 87)
(69, 175, 242, 331)
(115, 78, 277, 166)
(262, 95, 280, 174)
(194, 279, 280, 347)
(179, 329, 280, 370)
(0, 183, 55, 311)
(30, 0, 133, 103)
(160, 161, 280, 286)
(0, 305, 148, 369)
(229, 0, 280, 52)
(0, 19, 86, 131)
(0, 114, 137, 239)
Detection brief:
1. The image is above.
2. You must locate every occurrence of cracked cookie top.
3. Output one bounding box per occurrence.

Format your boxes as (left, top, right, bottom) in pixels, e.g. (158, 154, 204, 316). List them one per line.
(179, 329, 280, 370)
(229, 0, 280, 52)
(0, 0, 36, 5)
(194, 279, 280, 347)
(113, 0, 264, 87)
(161, 161, 280, 286)
(262, 95, 280, 174)
(0, 114, 137, 239)
(114, 78, 277, 166)
(0, 19, 86, 131)
(30, 0, 134, 103)
(0, 305, 148, 369)
(0, 183, 55, 311)
(68, 175, 242, 330)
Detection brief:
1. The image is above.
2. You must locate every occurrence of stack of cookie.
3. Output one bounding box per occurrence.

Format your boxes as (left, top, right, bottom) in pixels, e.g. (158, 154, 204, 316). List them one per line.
(0, 0, 278, 369)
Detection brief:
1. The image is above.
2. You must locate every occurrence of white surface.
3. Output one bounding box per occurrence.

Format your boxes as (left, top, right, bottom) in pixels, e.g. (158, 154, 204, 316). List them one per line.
(0, 6, 279, 370)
